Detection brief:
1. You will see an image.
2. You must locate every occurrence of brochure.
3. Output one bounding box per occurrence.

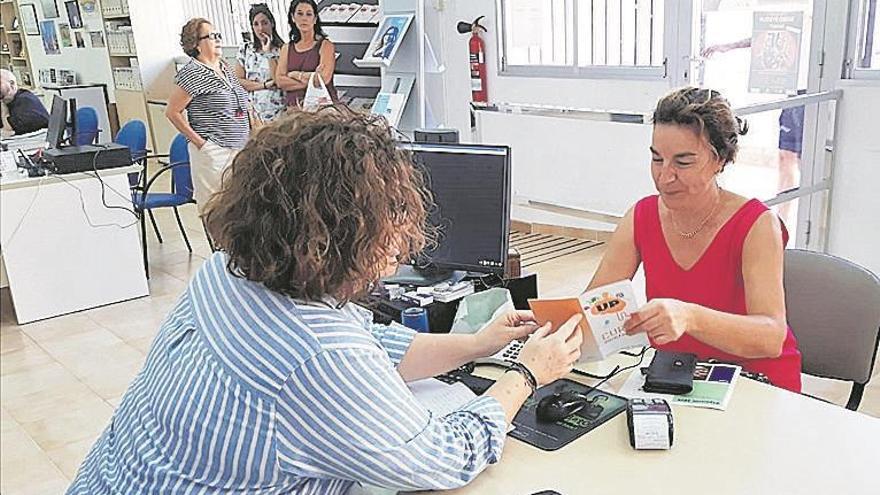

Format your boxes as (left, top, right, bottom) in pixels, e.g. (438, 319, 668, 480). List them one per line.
(370, 92, 407, 127)
(617, 362, 741, 410)
(528, 279, 649, 363)
(360, 14, 414, 66)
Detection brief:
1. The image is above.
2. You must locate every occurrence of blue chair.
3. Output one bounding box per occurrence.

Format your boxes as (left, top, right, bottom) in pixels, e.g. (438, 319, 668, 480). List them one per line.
(114, 119, 148, 189)
(75, 107, 100, 145)
(131, 133, 195, 277)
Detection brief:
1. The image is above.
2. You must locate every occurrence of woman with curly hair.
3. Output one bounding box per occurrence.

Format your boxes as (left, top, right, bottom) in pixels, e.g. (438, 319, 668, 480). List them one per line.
(67, 108, 582, 494)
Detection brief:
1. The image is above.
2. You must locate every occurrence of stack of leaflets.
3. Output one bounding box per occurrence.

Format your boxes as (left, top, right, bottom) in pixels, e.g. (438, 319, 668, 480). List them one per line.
(617, 361, 741, 410)
(528, 279, 649, 363)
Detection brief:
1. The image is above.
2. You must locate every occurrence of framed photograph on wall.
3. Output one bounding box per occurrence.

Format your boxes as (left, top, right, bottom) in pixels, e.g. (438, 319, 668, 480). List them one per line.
(41, 0, 60, 19)
(21, 4, 41, 35)
(40, 20, 61, 54)
(65, 1, 83, 29)
(59, 22, 72, 47)
(74, 30, 85, 48)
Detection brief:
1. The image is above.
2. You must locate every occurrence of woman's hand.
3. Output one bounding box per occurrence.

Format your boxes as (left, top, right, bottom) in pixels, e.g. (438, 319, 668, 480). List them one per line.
(624, 298, 694, 345)
(517, 314, 583, 387)
(473, 310, 539, 357)
(258, 33, 271, 53)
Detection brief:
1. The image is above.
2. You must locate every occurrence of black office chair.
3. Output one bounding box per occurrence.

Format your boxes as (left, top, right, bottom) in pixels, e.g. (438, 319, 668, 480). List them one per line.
(784, 249, 880, 410)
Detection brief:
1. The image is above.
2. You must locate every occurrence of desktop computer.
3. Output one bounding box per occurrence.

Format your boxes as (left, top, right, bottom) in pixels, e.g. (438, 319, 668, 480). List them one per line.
(385, 142, 512, 286)
(42, 95, 131, 174)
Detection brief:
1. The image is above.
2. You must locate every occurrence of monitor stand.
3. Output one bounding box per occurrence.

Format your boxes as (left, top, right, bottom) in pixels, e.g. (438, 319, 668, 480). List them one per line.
(382, 265, 467, 287)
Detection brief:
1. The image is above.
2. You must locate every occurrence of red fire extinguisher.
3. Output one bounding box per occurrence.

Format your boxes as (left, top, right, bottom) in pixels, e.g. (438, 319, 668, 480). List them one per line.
(458, 16, 488, 103)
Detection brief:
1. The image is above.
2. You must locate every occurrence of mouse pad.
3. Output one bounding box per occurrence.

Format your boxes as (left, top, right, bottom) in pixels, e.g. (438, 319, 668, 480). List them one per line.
(437, 372, 627, 451)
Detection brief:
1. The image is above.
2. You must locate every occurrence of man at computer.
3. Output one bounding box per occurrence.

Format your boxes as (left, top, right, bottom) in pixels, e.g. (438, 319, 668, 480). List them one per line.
(0, 69, 49, 135)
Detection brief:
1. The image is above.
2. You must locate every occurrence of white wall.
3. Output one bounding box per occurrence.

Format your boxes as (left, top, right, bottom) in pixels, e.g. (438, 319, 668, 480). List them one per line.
(22, 0, 116, 102)
(431, 0, 668, 225)
(128, 0, 186, 100)
(826, 82, 880, 276)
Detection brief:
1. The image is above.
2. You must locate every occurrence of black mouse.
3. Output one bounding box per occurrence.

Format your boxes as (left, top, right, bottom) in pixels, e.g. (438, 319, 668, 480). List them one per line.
(535, 391, 589, 422)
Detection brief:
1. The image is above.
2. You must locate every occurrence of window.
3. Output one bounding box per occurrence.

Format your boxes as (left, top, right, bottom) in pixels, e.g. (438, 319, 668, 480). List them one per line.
(856, 0, 879, 70)
(499, 0, 666, 78)
(182, 0, 291, 47)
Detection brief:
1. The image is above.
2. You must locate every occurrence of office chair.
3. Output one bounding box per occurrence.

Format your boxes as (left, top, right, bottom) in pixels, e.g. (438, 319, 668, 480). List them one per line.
(114, 119, 148, 188)
(75, 107, 100, 145)
(132, 133, 195, 278)
(784, 249, 880, 410)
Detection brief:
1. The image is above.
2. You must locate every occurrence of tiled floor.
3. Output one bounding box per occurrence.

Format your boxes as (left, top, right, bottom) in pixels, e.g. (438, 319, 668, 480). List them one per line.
(1, 191, 878, 494)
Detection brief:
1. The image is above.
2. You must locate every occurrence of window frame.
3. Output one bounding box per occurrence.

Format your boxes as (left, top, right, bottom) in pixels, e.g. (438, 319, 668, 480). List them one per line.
(496, 0, 677, 81)
(845, 0, 880, 79)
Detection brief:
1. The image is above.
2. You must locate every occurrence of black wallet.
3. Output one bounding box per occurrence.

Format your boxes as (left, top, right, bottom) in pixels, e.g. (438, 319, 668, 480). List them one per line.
(643, 351, 696, 395)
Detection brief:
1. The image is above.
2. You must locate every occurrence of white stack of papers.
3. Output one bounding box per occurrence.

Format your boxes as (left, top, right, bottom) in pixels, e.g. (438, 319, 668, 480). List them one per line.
(408, 378, 477, 417)
(1, 129, 48, 153)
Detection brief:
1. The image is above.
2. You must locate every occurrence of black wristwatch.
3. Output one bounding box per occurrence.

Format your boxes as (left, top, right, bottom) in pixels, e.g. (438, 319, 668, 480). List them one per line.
(507, 362, 538, 394)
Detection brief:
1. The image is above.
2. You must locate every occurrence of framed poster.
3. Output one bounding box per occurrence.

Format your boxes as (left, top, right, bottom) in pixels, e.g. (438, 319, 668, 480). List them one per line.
(78, 0, 97, 15)
(65, 0, 83, 29)
(74, 30, 85, 48)
(89, 30, 105, 48)
(59, 22, 72, 47)
(40, 20, 61, 54)
(41, 0, 60, 18)
(21, 4, 41, 35)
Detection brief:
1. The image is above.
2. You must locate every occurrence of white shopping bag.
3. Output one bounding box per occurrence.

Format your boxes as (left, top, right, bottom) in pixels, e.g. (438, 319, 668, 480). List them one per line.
(302, 72, 333, 111)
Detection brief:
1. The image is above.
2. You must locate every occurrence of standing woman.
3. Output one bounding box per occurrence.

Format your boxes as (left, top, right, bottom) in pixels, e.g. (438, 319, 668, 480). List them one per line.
(235, 3, 286, 122)
(275, 0, 338, 108)
(166, 18, 253, 212)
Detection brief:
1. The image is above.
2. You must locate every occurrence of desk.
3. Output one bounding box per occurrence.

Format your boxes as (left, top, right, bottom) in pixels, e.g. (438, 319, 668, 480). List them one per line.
(0, 165, 149, 324)
(441, 355, 880, 495)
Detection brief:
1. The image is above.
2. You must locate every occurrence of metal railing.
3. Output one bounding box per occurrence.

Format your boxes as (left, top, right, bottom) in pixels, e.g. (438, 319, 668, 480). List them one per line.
(473, 89, 844, 250)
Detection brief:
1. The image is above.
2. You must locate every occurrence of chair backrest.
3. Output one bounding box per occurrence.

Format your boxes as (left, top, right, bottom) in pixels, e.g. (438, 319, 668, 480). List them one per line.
(115, 120, 147, 159)
(116, 120, 148, 188)
(169, 134, 193, 200)
(75, 107, 99, 146)
(784, 249, 880, 386)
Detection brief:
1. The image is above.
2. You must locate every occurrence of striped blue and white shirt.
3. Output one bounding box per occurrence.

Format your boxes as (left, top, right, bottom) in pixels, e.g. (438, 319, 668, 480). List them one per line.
(67, 253, 508, 494)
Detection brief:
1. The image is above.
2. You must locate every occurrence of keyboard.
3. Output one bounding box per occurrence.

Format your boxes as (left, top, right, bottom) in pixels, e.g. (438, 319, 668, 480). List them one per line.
(475, 339, 524, 366)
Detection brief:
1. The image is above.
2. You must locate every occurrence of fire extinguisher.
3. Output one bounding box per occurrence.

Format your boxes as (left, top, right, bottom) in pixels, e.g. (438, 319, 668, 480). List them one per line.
(457, 16, 488, 103)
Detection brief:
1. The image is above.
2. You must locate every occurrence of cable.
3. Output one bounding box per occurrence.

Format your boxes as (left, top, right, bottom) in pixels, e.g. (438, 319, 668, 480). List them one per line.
(51, 172, 139, 230)
(88, 145, 139, 218)
(0, 175, 48, 256)
(571, 346, 648, 384)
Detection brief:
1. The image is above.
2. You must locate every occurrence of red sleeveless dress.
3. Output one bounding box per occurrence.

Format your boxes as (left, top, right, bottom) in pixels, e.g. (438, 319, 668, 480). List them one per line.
(634, 195, 802, 392)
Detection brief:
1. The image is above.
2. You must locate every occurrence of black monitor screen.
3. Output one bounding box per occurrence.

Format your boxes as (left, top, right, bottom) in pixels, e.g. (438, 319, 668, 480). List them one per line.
(402, 142, 511, 275)
(46, 96, 67, 149)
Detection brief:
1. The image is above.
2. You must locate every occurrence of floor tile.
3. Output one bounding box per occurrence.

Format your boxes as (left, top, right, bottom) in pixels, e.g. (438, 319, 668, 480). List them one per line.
(45, 437, 97, 480)
(18, 398, 113, 452)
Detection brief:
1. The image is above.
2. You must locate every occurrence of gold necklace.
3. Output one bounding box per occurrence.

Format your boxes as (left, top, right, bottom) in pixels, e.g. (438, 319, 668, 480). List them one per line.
(670, 190, 723, 239)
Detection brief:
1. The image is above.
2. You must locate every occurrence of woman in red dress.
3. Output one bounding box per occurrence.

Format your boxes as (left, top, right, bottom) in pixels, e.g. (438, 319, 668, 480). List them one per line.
(588, 87, 802, 392)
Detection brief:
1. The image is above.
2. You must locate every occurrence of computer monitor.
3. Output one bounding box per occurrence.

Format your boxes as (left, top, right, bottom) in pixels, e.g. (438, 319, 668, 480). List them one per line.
(46, 96, 67, 149)
(389, 142, 512, 285)
(45, 95, 78, 149)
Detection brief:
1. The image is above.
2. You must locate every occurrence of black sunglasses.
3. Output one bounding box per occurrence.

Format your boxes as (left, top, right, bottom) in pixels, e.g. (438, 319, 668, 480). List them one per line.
(199, 32, 223, 41)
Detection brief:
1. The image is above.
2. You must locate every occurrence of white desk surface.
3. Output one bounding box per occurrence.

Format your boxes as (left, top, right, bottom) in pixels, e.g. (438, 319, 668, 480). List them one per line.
(0, 164, 141, 190)
(437, 355, 880, 495)
(0, 164, 148, 323)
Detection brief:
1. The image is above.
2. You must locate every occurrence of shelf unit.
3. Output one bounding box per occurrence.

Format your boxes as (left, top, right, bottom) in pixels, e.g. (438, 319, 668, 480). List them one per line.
(100, 0, 153, 148)
(0, 0, 36, 90)
(319, 0, 382, 112)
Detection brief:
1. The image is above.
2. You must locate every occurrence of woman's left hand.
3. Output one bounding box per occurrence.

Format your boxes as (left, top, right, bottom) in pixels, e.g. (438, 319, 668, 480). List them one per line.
(624, 299, 694, 345)
(473, 310, 540, 357)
